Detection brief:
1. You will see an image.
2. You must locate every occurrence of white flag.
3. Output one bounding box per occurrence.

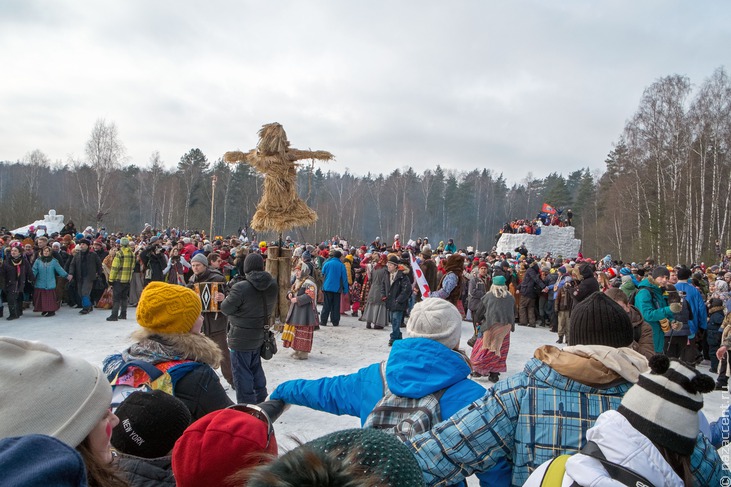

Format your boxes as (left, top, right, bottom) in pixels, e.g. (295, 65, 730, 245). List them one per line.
(410, 251, 431, 297)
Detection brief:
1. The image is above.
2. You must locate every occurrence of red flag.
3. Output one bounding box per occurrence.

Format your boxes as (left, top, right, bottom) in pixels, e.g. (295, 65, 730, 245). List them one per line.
(410, 251, 430, 297)
(541, 203, 556, 214)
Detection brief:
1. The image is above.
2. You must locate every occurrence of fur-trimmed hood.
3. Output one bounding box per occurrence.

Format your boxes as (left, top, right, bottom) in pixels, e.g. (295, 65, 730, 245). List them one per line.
(128, 329, 223, 369)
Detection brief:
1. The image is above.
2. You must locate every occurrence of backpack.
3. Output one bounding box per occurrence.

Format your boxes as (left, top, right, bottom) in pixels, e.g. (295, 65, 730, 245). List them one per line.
(539, 441, 657, 487)
(363, 362, 447, 441)
(103, 354, 201, 410)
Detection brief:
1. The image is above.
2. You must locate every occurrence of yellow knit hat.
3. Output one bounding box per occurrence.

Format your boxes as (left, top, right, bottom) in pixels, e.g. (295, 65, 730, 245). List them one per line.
(136, 281, 202, 334)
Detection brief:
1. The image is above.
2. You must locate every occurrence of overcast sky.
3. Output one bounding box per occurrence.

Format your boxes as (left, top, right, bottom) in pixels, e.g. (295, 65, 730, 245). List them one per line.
(1, 1, 729, 182)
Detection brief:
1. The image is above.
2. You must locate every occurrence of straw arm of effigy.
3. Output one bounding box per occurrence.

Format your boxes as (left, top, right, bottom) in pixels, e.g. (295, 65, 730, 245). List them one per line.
(286, 149, 334, 162)
(223, 150, 253, 164)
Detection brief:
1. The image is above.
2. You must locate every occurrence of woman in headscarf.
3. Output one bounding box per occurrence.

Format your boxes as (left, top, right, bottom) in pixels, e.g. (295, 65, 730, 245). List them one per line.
(282, 262, 319, 360)
(432, 254, 466, 316)
(470, 275, 515, 382)
(32, 245, 69, 317)
(2, 244, 33, 321)
(339, 254, 354, 315)
(359, 254, 389, 330)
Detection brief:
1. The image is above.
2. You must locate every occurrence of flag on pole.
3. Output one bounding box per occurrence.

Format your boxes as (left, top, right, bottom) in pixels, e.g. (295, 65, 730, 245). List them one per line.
(410, 251, 431, 298)
(541, 203, 557, 214)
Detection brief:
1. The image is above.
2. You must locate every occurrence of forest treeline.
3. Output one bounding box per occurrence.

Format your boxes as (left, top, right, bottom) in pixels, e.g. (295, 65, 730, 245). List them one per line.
(1, 67, 730, 264)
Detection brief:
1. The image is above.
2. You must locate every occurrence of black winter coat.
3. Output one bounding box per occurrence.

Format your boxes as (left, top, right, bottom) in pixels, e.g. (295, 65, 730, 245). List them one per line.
(188, 268, 227, 335)
(2, 257, 33, 294)
(386, 270, 411, 312)
(141, 247, 167, 282)
(68, 250, 103, 296)
(116, 454, 175, 487)
(572, 264, 600, 302)
(518, 265, 545, 299)
(221, 270, 278, 351)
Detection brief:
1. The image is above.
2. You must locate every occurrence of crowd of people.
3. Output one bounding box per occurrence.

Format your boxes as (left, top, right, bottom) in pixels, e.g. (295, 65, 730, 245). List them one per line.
(2, 223, 731, 486)
(498, 208, 573, 237)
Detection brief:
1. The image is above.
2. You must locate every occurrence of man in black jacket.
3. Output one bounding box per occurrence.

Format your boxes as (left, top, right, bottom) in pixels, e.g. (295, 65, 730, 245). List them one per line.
(385, 255, 411, 346)
(220, 253, 278, 403)
(188, 253, 233, 387)
(518, 262, 546, 327)
(571, 262, 600, 303)
(67, 239, 103, 315)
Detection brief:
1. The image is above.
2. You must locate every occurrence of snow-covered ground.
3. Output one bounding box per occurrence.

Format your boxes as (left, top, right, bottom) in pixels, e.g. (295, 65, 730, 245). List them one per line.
(4, 304, 729, 484)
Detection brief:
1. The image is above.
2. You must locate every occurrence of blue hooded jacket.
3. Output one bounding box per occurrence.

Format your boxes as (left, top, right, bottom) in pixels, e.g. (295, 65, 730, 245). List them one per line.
(270, 337, 506, 486)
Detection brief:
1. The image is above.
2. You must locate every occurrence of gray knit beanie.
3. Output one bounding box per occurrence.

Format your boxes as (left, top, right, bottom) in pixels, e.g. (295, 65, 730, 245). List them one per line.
(190, 253, 208, 266)
(0, 337, 112, 447)
(244, 253, 265, 273)
(407, 298, 462, 350)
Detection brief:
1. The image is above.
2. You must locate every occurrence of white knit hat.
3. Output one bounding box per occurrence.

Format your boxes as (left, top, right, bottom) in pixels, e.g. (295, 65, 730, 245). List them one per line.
(406, 298, 462, 350)
(0, 337, 112, 447)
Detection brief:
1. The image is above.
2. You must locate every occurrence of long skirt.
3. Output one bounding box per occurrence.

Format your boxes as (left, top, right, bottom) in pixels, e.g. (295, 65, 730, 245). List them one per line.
(128, 272, 145, 306)
(33, 288, 60, 312)
(340, 292, 351, 314)
(360, 302, 388, 327)
(471, 331, 511, 375)
(282, 324, 314, 353)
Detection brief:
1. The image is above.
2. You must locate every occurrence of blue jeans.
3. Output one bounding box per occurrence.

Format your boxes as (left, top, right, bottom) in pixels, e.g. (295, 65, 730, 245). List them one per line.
(389, 310, 404, 341)
(230, 349, 268, 404)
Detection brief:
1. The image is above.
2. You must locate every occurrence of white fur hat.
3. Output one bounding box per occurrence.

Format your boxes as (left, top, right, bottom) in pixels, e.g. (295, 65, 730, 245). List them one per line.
(406, 298, 462, 350)
(0, 337, 112, 447)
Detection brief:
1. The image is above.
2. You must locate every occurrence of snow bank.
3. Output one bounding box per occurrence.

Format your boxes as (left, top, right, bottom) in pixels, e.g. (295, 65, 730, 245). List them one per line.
(10, 209, 65, 236)
(496, 225, 581, 258)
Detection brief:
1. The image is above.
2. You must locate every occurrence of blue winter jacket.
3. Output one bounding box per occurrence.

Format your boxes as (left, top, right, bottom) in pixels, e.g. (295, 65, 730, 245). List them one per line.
(634, 278, 675, 353)
(321, 257, 349, 294)
(675, 280, 708, 335)
(270, 338, 504, 487)
(406, 350, 725, 487)
(32, 257, 68, 290)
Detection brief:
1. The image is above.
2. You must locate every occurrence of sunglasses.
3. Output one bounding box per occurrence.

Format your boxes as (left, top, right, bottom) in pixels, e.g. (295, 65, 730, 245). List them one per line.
(226, 403, 274, 448)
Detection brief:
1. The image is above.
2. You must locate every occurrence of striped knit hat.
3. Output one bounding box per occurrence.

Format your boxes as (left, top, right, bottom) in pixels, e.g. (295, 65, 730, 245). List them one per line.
(618, 355, 715, 455)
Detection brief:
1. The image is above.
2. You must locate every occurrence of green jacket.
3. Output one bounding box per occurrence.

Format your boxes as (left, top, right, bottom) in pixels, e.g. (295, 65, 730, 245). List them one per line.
(634, 278, 674, 353)
(619, 279, 637, 299)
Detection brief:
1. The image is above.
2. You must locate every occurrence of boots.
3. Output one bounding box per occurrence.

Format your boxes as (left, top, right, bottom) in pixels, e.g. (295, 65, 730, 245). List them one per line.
(291, 351, 309, 360)
(6, 300, 19, 320)
(0, 306, 3, 318)
(109, 303, 119, 321)
(488, 372, 500, 382)
(556, 336, 564, 344)
(467, 335, 477, 348)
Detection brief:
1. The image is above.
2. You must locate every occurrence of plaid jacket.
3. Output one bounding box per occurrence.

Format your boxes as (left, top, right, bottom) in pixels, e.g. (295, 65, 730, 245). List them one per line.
(109, 247, 134, 283)
(407, 356, 725, 486)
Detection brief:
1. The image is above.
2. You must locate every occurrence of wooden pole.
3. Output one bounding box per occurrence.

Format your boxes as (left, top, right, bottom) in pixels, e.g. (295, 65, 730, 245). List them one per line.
(209, 175, 217, 239)
(277, 247, 293, 327)
(265, 245, 280, 324)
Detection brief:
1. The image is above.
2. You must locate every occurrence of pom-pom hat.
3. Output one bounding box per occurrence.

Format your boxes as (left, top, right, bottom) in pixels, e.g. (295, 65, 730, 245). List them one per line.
(618, 356, 714, 455)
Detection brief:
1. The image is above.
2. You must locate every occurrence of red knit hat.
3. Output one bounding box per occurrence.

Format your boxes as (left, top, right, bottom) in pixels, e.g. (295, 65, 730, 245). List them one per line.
(172, 408, 277, 487)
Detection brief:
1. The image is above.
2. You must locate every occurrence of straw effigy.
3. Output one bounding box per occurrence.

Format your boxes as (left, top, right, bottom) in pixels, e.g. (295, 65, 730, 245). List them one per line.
(224, 123, 333, 233)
